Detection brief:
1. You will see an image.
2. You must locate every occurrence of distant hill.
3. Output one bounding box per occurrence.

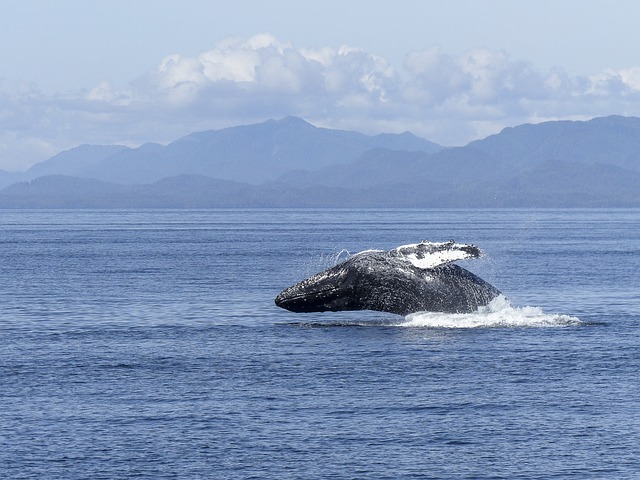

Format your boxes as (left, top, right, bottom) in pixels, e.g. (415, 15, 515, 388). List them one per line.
(273, 115, 640, 206)
(25, 144, 130, 180)
(468, 115, 640, 174)
(14, 116, 441, 187)
(0, 115, 639, 208)
(0, 169, 21, 190)
(280, 115, 640, 187)
(0, 175, 362, 208)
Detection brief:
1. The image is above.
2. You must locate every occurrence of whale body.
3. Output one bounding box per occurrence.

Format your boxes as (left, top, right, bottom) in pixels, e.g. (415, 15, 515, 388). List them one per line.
(275, 240, 501, 316)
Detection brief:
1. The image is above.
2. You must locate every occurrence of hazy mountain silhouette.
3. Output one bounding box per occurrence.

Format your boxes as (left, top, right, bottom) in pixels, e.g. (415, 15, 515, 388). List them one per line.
(280, 115, 640, 187)
(273, 115, 640, 206)
(0, 169, 20, 190)
(0, 174, 361, 208)
(26, 116, 440, 186)
(468, 115, 640, 174)
(25, 144, 130, 180)
(1, 115, 639, 207)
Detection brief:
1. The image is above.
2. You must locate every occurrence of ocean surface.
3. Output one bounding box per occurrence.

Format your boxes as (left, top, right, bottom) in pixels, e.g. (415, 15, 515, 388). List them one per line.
(1, 209, 638, 479)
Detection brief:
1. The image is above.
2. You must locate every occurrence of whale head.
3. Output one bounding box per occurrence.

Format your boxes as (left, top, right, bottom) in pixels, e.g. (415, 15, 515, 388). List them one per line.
(274, 253, 377, 313)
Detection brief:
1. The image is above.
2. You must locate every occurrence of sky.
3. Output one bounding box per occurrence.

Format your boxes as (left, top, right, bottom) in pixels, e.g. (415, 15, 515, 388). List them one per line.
(1, 0, 640, 171)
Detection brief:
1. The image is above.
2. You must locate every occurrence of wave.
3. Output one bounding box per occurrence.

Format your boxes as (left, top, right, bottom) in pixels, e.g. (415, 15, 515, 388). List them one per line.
(400, 295, 582, 329)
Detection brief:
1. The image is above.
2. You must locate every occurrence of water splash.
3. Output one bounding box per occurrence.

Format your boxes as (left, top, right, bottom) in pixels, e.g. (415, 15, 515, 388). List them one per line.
(332, 249, 352, 264)
(401, 295, 582, 328)
(317, 249, 352, 269)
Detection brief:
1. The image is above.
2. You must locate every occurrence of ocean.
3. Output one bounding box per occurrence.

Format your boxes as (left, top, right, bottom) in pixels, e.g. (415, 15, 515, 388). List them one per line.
(1, 209, 638, 479)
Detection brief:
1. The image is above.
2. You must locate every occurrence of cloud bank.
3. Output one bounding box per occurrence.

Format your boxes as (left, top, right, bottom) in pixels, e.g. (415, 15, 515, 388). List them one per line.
(3, 33, 640, 171)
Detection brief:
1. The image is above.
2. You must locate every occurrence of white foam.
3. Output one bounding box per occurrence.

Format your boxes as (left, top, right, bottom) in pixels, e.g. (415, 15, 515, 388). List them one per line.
(401, 295, 582, 328)
(401, 249, 473, 269)
(391, 240, 480, 269)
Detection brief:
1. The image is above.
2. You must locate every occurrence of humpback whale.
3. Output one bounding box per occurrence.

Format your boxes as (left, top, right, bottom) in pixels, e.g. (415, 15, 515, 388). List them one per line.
(275, 240, 501, 316)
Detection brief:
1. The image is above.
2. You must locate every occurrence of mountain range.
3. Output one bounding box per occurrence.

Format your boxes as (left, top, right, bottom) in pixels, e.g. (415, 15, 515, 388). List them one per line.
(1, 115, 639, 207)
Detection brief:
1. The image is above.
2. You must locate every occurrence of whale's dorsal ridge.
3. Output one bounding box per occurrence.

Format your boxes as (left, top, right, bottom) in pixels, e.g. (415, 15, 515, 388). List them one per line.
(389, 240, 483, 270)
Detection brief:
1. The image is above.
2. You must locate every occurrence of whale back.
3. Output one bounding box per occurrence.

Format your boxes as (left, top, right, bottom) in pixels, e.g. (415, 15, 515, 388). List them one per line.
(331, 253, 499, 315)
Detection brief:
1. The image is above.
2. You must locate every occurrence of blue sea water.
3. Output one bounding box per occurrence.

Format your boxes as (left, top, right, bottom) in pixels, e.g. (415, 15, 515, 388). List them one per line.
(0, 209, 639, 479)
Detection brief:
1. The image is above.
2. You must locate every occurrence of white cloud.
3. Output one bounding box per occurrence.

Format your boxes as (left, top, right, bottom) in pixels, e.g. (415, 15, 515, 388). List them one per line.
(619, 67, 640, 91)
(586, 67, 640, 96)
(2, 34, 640, 171)
(135, 35, 396, 107)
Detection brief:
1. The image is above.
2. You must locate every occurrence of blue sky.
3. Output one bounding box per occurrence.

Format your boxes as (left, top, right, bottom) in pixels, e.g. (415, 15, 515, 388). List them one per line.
(1, 0, 640, 171)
